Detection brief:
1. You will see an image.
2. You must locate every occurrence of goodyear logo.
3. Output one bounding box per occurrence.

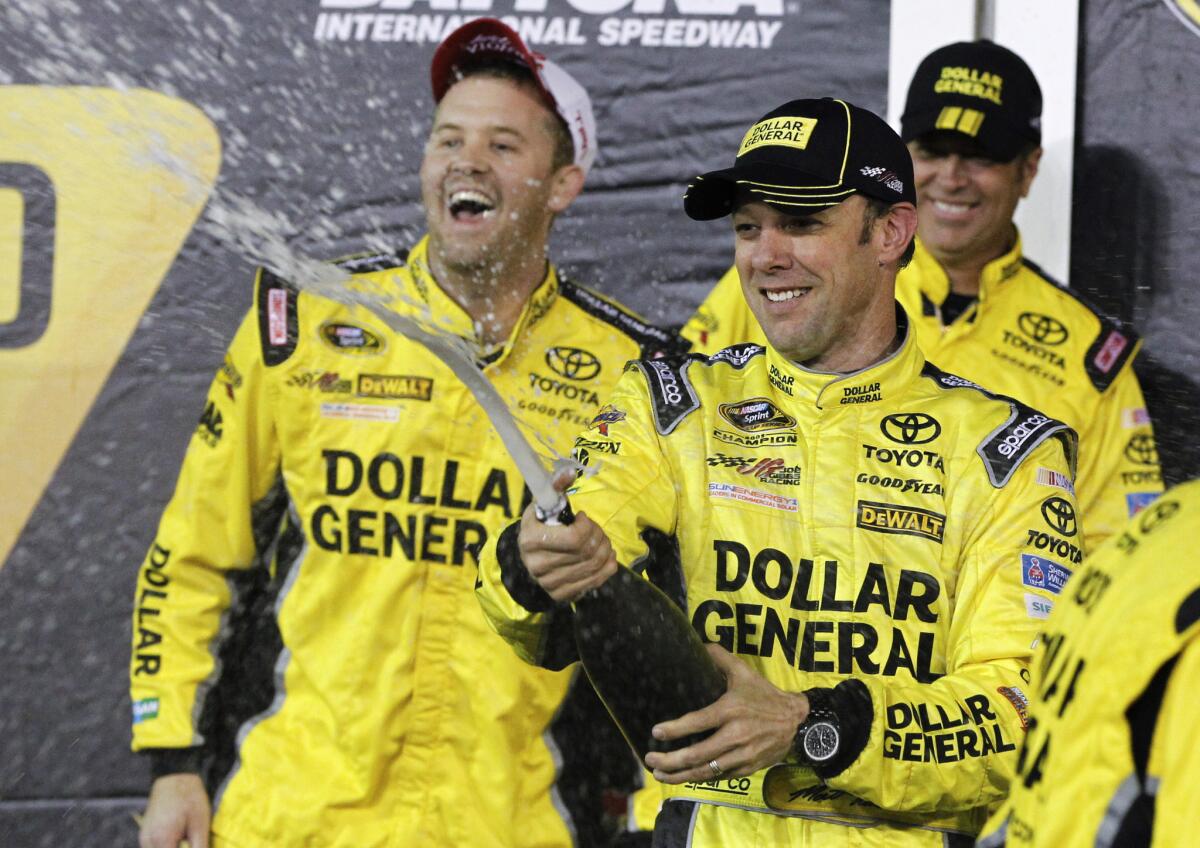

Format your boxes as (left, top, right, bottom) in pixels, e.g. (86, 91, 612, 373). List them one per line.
(738, 116, 818, 156)
(357, 373, 433, 401)
(855, 500, 945, 543)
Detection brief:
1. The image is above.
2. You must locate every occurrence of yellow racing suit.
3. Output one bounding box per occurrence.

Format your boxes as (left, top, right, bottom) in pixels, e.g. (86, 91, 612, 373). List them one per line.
(478, 317, 1081, 846)
(978, 477, 1200, 847)
(683, 237, 1162, 552)
(129, 237, 683, 848)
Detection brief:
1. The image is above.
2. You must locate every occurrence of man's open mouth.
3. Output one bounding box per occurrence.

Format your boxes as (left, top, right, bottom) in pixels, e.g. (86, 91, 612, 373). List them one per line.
(449, 189, 496, 220)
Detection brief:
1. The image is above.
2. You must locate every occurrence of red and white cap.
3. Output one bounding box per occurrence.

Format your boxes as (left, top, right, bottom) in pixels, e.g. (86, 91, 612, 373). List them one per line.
(431, 18, 597, 175)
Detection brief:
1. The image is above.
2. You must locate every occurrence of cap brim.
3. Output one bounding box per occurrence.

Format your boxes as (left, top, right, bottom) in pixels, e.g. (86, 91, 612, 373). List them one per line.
(684, 161, 856, 221)
(900, 107, 1034, 161)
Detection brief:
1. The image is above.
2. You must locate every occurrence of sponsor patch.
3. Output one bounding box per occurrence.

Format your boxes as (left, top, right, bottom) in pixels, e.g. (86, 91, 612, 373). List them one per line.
(996, 686, 1030, 730)
(855, 500, 945, 543)
(319, 402, 400, 422)
(132, 697, 160, 724)
(1021, 553, 1073, 595)
(718, 397, 796, 432)
(1126, 492, 1159, 516)
(714, 429, 798, 448)
(356, 373, 433, 401)
(320, 322, 385, 355)
(1040, 497, 1077, 537)
(588, 404, 626, 436)
(545, 346, 601, 381)
(738, 116, 818, 155)
(268, 288, 288, 345)
(197, 401, 223, 447)
(841, 381, 881, 405)
(218, 355, 243, 401)
(1124, 433, 1159, 466)
(709, 344, 763, 369)
(1024, 593, 1053, 620)
(880, 413, 941, 445)
(708, 482, 797, 512)
(1036, 466, 1075, 496)
(1017, 312, 1069, 346)
(574, 437, 620, 454)
(1121, 407, 1151, 428)
(1093, 329, 1129, 374)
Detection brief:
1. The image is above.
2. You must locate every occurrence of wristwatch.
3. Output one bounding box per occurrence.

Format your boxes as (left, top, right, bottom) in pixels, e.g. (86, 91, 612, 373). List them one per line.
(792, 689, 841, 766)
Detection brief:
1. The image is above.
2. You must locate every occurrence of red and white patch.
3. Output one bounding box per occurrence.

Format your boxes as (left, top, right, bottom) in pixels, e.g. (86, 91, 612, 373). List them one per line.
(268, 288, 289, 346)
(1093, 330, 1128, 374)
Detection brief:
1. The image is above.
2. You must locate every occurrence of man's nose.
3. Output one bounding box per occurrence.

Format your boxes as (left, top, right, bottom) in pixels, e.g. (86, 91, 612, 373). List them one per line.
(751, 227, 794, 272)
(449, 138, 489, 174)
(933, 154, 970, 189)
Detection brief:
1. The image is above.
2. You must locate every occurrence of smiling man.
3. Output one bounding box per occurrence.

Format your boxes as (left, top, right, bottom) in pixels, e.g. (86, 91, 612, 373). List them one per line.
(684, 42, 1162, 552)
(131, 18, 680, 848)
(478, 98, 1081, 847)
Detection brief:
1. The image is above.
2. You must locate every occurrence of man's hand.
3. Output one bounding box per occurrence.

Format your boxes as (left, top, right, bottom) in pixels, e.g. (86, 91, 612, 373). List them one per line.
(643, 644, 809, 784)
(517, 471, 618, 603)
(139, 773, 210, 848)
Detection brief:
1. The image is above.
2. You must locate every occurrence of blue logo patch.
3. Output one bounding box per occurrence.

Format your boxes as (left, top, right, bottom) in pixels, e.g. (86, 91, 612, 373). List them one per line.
(1126, 492, 1159, 516)
(1021, 553, 1073, 595)
(132, 697, 160, 724)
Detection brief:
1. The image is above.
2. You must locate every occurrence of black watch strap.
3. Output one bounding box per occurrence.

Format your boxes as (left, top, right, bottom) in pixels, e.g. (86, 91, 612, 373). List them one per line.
(793, 680, 873, 779)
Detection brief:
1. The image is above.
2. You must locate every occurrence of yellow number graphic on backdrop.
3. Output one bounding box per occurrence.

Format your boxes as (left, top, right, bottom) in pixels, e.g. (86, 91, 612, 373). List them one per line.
(0, 88, 221, 568)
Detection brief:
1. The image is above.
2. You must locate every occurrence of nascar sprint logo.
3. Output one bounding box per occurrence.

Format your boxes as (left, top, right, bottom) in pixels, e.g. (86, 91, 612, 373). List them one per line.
(313, 0, 791, 49)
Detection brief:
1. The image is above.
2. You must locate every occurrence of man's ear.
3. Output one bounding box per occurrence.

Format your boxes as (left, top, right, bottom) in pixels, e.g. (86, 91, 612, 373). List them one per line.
(547, 164, 585, 213)
(878, 202, 918, 265)
(1019, 147, 1043, 198)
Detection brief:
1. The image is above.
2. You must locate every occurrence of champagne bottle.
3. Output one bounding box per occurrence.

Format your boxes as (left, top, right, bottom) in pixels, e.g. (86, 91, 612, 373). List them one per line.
(536, 496, 726, 759)
(572, 567, 727, 760)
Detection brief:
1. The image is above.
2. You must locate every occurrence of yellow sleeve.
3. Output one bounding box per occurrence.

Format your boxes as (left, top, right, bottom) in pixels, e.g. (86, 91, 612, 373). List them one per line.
(681, 267, 766, 355)
(130, 287, 283, 751)
(823, 435, 1078, 813)
(475, 365, 680, 668)
(1149, 633, 1200, 846)
(1074, 361, 1164, 551)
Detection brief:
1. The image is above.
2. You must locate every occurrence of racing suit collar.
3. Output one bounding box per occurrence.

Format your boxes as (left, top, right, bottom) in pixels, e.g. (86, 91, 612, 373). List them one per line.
(910, 232, 1026, 307)
(403, 236, 560, 363)
(765, 305, 924, 411)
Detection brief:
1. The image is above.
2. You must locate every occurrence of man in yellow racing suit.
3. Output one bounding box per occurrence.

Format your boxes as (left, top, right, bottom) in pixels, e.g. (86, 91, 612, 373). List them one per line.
(683, 41, 1161, 554)
(478, 98, 1080, 846)
(131, 19, 680, 848)
(978, 478, 1200, 848)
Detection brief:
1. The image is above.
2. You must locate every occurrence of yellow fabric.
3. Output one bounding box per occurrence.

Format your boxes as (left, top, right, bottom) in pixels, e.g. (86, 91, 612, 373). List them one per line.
(684, 237, 1163, 552)
(478, 326, 1080, 845)
(979, 479, 1200, 848)
(130, 237, 663, 848)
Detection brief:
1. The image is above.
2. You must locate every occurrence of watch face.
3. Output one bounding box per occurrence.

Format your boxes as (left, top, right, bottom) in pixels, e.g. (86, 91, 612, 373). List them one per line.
(803, 721, 840, 763)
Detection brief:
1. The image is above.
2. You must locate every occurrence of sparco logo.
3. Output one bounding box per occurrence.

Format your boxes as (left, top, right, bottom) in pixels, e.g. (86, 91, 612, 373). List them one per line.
(998, 414, 1049, 458)
(545, 346, 601, 380)
(1040, 497, 1077, 537)
(1017, 312, 1069, 345)
(880, 413, 941, 445)
(1124, 433, 1158, 466)
(649, 360, 683, 404)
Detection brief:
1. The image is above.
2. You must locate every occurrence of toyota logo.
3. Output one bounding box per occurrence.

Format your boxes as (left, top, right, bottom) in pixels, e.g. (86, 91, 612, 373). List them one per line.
(1124, 433, 1159, 466)
(880, 413, 941, 445)
(1041, 497, 1077, 537)
(1018, 312, 1069, 346)
(545, 346, 601, 381)
(1139, 499, 1180, 534)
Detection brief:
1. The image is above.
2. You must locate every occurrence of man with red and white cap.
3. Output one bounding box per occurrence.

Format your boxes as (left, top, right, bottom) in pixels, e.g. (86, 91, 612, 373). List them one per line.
(132, 19, 679, 848)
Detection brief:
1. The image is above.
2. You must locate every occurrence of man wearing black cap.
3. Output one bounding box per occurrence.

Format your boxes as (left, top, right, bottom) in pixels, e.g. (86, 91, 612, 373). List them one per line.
(132, 18, 676, 848)
(478, 97, 1078, 846)
(685, 41, 1163, 553)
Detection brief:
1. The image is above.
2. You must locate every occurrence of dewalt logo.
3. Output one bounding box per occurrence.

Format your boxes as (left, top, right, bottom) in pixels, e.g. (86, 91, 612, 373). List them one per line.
(856, 500, 946, 543)
(357, 373, 434, 401)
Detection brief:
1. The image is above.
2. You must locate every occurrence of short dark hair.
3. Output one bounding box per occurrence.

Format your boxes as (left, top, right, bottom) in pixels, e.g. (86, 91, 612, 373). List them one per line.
(443, 59, 575, 172)
(860, 196, 915, 268)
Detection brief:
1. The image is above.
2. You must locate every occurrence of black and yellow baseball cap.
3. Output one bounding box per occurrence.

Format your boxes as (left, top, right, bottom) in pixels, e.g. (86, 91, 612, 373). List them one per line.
(683, 97, 915, 221)
(900, 40, 1042, 161)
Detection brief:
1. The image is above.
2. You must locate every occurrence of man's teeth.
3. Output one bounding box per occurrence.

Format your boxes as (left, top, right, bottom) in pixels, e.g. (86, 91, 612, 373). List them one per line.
(933, 200, 972, 213)
(765, 289, 805, 302)
(449, 189, 495, 215)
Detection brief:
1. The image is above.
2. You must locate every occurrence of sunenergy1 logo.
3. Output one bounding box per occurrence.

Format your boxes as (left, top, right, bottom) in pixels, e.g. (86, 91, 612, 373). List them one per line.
(313, 0, 793, 49)
(0, 88, 220, 570)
